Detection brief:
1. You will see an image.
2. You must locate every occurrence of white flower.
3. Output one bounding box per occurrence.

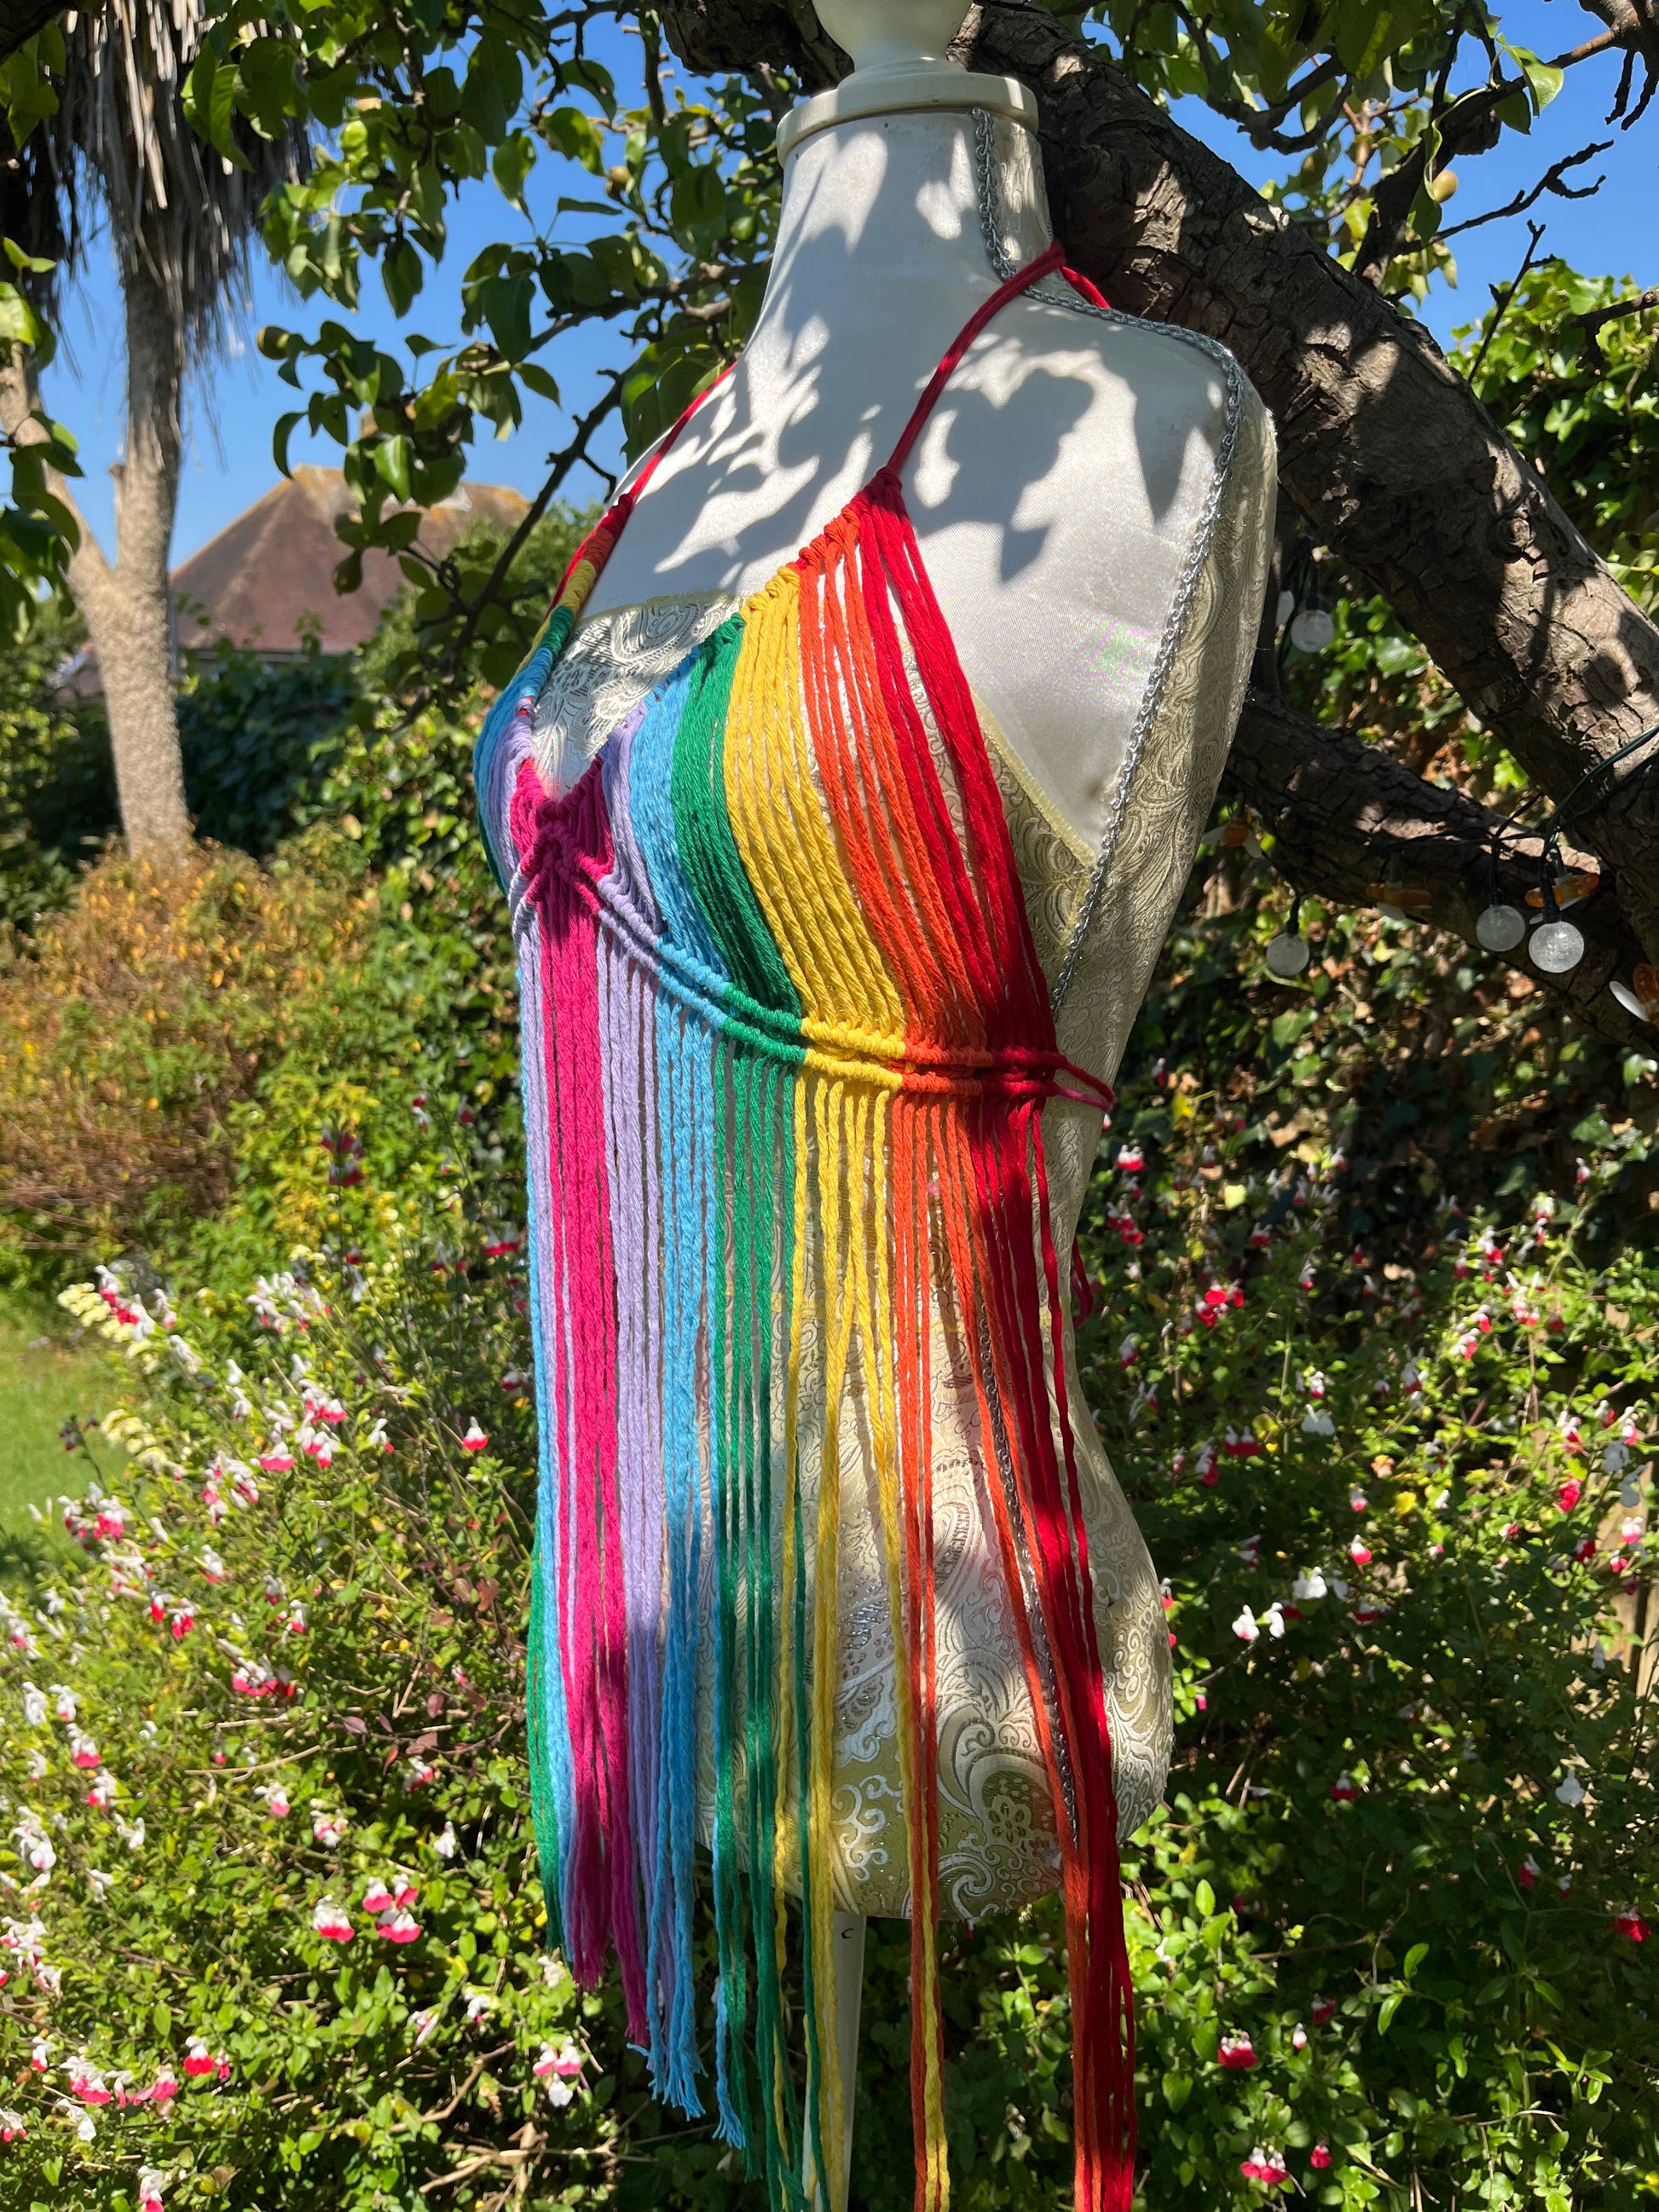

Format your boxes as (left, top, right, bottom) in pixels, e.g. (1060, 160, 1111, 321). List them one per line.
(433, 1822, 457, 1860)
(86, 1869, 115, 1902)
(1265, 1603, 1286, 1639)
(76, 2111, 96, 2143)
(1231, 1607, 1260, 1644)
(546, 2077, 575, 2108)
(1555, 1773, 1586, 1808)
(20, 1684, 45, 1729)
(1292, 1568, 1327, 1602)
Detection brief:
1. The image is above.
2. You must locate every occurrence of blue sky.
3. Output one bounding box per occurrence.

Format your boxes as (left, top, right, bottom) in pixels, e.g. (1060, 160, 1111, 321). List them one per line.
(43, 0, 1657, 567)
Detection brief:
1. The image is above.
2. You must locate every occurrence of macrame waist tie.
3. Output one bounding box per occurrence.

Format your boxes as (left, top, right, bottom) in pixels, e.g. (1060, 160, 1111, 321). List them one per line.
(485, 232, 1139, 2212)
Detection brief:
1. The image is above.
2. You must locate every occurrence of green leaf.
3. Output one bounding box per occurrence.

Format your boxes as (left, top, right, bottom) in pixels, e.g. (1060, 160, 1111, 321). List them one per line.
(1194, 1878, 1216, 1918)
(272, 411, 303, 476)
(1378, 1990, 1406, 2035)
(491, 132, 536, 212)
(383, 240, 424, 320)
(182, 50, 251, 170)
(374, 436, 413, 504)
(1404, 1943, 1429, 1981)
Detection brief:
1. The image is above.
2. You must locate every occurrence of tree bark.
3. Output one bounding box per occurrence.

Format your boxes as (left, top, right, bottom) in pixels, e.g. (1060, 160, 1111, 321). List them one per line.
(1, 255, 191, 856)
(657, 0, 1659, 1037)
(0, 0, 66, 66)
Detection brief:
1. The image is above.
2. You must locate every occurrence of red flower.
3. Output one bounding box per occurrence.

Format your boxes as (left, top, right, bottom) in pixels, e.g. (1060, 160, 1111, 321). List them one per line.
(1518, 1854, 1540, 1891)
(1217, 2031, 1257, 2070)
(1310, 2143, 1332, 2169)
(1616, 1912, 1650, 1943)
(1557, 1479, 1583, 1514)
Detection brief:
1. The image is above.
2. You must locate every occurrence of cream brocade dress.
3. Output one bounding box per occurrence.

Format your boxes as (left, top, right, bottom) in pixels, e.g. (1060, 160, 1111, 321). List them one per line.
(532, 384, 1276, 1920)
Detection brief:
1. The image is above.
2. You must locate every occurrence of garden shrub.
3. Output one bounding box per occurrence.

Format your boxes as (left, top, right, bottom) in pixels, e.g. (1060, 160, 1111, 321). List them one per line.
(176, 639, 361, 861)
(0, 840, 374, 1269)
(0, 880, 1655, 2211)
(0, 611, 118, 931)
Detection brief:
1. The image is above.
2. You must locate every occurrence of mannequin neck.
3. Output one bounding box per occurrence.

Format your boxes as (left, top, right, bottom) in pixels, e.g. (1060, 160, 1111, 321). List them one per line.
(755, 108, 1052, 340)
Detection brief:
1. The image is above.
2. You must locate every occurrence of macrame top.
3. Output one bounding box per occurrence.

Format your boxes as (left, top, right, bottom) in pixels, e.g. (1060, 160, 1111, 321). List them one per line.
(475, 240, 1274, 2212)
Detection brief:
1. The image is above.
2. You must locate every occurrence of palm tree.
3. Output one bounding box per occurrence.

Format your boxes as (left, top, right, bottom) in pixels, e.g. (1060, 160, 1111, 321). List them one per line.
(0, 0, 302, 852)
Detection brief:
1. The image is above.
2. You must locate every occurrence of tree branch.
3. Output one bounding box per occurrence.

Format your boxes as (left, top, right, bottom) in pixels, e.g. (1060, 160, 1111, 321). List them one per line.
(1436, 138, 1611, 242)
(945, 0, 1659, 966)
(1580, 286, 1659, 368)
(656, 0, 1659, 989)
(1227, 691, 1647, 1046)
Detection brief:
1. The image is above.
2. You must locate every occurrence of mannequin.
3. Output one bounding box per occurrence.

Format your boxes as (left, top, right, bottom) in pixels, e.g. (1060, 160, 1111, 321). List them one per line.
(506, 5, 1276, 2206)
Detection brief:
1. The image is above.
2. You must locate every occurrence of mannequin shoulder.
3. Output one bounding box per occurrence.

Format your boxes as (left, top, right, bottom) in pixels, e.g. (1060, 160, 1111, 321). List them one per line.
(951, 290, 1274, 502)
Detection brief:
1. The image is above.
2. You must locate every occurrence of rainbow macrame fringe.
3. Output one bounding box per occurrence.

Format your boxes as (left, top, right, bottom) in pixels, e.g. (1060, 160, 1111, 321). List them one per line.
(476, 245, 1136, 2212)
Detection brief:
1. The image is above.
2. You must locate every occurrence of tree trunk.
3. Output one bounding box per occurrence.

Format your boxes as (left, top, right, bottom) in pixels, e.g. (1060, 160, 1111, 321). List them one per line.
(656, 0, 1659, 1037)
(1, 253, 191, 858)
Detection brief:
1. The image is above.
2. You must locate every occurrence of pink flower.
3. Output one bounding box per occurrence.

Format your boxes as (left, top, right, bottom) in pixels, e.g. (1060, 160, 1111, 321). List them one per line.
(362, 1877, 396, 1916)
(1310, 2142, 1332, 2169)
(149, 2072, 179, 2105)
(1349, 1537, 1372, 1568)
(313, 1811, 347, 1847)
(257, 1447, 294, 1475)
(394, 1875, 419, 1907)
(1616, 1912, 1650, 1943)
(1291, 2023, 1307, 2050)
(66, 2059, 112, 2105)
(379, 1909, 421, 1944)
(69, 1730, 100, 1770)
(1557, 1479, 1583, 1514)
(1330, 1772, 1358, 1802)
(1217, 2031, 1257, 2071)
(1240, 2146, 1289, 2186)
(312, 1899, 354, 1942)
(170, 1607, 194, 1640)
(460, 1420, 489, 1454)
(0, 2110, 26, 2141)
(183, 2038, 217, 2078)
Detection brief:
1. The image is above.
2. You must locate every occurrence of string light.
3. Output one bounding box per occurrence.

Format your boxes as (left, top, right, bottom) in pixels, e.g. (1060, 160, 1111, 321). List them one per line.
(1266, 893, 1311, 978)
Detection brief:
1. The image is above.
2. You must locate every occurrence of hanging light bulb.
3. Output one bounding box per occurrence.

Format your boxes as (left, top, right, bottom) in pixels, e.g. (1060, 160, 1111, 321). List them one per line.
(1531, 919, 1585, 973)
(1290, 604, 1335, 654)
(1275, 588, 1296, 627)
(1475, 902, 1525, 952)
(1529, 852, 1585, 975)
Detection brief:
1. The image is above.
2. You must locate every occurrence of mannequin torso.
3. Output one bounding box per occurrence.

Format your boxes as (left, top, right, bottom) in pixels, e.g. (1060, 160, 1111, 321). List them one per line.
(584, 108, 1251, 861)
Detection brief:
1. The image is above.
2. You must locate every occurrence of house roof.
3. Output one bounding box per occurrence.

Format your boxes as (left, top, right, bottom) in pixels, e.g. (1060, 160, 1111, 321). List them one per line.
(170, 465, 531, 659)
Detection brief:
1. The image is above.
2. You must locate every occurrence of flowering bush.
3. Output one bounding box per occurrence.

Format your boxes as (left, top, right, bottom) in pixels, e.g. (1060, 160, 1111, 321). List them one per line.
(2, 856, 1656, 2209)
(0, 841, 377, 1271)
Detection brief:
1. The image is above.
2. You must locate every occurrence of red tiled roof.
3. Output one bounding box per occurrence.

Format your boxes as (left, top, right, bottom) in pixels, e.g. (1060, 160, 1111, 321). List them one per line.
(170, 465, 531, 658)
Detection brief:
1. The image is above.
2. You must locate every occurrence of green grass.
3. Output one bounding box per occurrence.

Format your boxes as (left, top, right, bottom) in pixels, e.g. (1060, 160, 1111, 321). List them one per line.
(0, 1302, 126, 1531)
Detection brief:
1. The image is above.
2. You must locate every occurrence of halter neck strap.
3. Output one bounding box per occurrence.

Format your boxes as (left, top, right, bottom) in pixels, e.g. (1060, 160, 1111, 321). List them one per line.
(882, 241, 1107, 476)
(610, 242, 1111, 523)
